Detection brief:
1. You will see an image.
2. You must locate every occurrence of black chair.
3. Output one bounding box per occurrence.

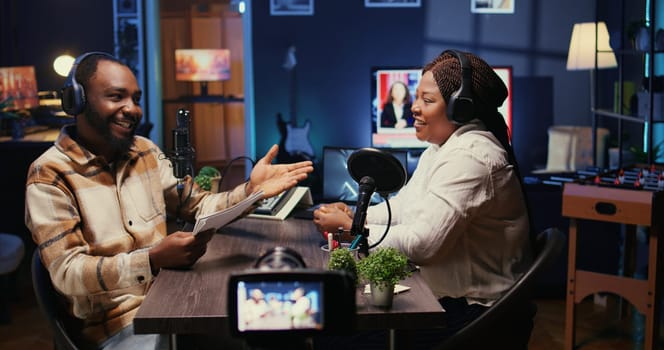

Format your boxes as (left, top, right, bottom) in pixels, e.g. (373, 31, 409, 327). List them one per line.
(31, 249, 86, 350)
(434, 227, 566, 350)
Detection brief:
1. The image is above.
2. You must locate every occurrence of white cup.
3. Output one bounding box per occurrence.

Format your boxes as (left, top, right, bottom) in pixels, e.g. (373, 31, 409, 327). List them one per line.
(320, 242, 359, 253)
(320, 242, 360, 268)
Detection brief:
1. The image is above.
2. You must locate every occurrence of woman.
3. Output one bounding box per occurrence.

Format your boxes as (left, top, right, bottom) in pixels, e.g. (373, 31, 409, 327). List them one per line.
(379, 80, 414, 128)
(313, 50, 533, 348)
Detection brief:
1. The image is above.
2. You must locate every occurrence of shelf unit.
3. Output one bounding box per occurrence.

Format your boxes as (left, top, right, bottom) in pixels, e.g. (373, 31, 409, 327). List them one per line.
(160, 2, 246, 173)
(594, 0, 660, 167)
(113, 0, 150, 131)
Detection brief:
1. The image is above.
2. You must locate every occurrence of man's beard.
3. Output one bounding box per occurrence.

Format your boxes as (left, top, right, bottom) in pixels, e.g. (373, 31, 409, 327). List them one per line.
(84, 106, 135, 156)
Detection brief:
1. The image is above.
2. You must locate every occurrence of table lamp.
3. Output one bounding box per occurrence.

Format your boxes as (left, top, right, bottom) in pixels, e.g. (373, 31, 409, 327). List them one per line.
(566, 21, 617, 167)
(566, 21, 618, 111)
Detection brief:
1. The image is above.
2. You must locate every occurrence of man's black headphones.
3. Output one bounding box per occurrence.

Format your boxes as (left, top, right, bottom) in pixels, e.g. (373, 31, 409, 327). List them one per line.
(443, 50, 475, 124)
(61, 51, 115, 116)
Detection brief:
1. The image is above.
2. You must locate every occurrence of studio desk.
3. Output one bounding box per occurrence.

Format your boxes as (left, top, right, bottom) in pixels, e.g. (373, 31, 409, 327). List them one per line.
(561, 166, 664, 349)
(134, 217, 444, 347)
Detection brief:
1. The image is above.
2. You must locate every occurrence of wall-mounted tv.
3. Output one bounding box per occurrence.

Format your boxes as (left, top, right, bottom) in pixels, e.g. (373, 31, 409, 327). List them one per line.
(371, 67, 425, 149)
(175, 49, 230, 96)
(0, 66, 39, 110)
(371, 65, 513, 149)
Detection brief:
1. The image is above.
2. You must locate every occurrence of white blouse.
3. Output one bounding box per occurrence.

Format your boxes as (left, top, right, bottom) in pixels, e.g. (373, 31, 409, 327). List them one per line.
(366, 121, 532, 306)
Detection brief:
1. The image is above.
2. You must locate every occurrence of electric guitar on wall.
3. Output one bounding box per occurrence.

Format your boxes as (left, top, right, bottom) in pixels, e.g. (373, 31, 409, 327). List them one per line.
(277, 46, 315, 164)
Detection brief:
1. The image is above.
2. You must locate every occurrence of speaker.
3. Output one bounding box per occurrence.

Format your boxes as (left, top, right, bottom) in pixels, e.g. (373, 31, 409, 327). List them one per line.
(444, 50, 474, 124)
(61, 52, 115, 116)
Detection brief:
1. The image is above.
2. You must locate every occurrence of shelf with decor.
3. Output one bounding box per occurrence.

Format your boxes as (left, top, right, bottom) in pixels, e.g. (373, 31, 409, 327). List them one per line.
(588, 0, 661, 167)
(563, 5, 664, 350)
(160, 2, 246, 174)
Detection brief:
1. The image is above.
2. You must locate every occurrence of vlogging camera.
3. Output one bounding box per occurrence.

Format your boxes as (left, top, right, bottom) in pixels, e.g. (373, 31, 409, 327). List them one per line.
(227, 247, 356, 346)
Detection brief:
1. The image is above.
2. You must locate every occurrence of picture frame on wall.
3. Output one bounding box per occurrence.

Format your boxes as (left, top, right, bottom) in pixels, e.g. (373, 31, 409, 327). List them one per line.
(365, 0, 421, 7)
(116, 0, 137, 14)
(471, 0, 514, 14)
(270, 0, 314, 16)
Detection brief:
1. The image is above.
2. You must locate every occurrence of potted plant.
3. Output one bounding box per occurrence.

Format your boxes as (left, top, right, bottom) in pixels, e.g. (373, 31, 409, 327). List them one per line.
(0, 97, 29, 139)
(194, 166, 221, 192)
(327, 246, 358, 283)
(628, 141, 664, 164)
(627, 20, 650, 51)
(357, 247, 412, 308)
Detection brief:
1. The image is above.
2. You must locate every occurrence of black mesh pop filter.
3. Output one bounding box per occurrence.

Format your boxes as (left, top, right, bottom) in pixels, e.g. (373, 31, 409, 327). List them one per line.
(346, 148, 407, 195)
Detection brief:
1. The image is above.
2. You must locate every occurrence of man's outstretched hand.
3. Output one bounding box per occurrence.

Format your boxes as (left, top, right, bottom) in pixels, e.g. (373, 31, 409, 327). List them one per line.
(246, 144, 314, 199)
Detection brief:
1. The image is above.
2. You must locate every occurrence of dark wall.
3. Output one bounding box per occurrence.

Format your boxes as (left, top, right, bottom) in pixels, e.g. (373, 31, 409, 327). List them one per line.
(251, 1, 426, 158)
(0, 0, 114, 92)
(250, 0, 646, 172)
(0, 0, 113, 256)
(250, 0, 591, 166)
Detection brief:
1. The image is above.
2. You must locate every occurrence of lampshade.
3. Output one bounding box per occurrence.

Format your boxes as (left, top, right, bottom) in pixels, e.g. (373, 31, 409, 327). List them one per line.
(566, 22, 617, 70)
(53, 54, 75, 77)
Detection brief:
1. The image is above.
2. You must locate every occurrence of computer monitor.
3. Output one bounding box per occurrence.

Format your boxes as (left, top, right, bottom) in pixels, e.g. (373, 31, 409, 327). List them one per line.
(0, 66, 39, 110)
(370, 65, 513, 149)
(175, 49, 230, 96)
(371, 67, 425, 149)
(322, 146, 408, 204)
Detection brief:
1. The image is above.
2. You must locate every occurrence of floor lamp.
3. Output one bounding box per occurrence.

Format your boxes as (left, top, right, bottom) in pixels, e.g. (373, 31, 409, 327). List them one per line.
(566, 21, 618, 166)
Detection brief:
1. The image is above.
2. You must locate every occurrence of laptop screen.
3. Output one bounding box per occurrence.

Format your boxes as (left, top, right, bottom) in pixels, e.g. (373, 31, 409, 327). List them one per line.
(322, 147, 408, 204)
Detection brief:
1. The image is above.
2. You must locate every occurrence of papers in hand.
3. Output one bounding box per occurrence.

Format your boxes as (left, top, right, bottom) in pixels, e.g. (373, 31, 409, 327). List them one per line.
(192, 191, 264, 235)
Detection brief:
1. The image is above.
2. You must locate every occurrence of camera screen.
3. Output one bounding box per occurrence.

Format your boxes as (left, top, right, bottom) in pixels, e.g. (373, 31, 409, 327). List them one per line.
(235, 280, 324, 332)
(228, 269, 356, 341)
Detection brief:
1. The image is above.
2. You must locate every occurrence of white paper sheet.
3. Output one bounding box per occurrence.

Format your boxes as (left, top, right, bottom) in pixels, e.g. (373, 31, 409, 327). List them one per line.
(192, 191, 264, 235)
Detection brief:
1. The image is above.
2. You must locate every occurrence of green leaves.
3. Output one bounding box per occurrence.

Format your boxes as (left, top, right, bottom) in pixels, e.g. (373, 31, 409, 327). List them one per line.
(0, 97, 20, 119)
(357, 247, 411, 287)
(328, 247, 358, 278)
(194, 166, 221, 191)
(628, 141, 664, 163)
(198, 166, 221, 178)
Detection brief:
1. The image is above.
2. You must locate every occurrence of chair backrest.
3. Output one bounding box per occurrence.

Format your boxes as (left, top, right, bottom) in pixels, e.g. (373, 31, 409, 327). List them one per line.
(31, 249, 82, 350)
(434, 227, 566, 350)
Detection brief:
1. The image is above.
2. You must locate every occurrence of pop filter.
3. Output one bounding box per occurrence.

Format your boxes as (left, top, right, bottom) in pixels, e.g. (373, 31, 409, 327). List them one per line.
(347, 148, 407, 195)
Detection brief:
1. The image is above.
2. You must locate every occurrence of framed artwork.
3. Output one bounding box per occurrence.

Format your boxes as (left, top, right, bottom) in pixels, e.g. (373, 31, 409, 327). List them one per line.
(116, 0, 137, 14)
(270, 0, 314, 16)
(471, 0, 514, 14)
(365, 0, 421, 7)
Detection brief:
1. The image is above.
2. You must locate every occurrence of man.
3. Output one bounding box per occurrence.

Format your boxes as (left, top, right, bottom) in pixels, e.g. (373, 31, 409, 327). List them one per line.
(25, 52, 313, 349)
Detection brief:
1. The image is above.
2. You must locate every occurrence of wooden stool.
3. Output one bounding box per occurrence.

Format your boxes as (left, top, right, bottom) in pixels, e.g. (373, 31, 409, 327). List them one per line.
(0, 233, 25, 324)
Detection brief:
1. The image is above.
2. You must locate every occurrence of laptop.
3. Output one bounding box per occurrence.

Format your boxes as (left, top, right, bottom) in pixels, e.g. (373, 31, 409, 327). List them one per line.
(321, 146, 409, 205)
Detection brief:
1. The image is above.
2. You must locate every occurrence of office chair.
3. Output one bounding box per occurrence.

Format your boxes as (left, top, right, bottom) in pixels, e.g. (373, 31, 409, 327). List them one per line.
(0, 232, 24, 324)
(31, 249, 85, 350)
(434, 227, 566, 350)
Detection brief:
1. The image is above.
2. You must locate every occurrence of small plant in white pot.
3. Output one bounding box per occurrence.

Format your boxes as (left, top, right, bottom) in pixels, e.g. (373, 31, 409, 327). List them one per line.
(357, 247, 411, 308)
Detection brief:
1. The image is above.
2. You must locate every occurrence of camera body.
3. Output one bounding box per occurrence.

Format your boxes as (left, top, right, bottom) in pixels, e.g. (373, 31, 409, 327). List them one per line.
(227, 268, 356, 344)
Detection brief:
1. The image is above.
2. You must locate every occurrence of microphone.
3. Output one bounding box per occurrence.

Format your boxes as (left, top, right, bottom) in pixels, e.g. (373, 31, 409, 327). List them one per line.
(350, 176, 376, 238)
(346, 148, 407, 253)
(171, 109, 195, 183)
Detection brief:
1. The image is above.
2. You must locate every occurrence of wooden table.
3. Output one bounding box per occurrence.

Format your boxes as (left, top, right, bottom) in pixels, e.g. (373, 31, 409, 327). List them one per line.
(562, 181, 664, 350)
(134, 217, 444, 337)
